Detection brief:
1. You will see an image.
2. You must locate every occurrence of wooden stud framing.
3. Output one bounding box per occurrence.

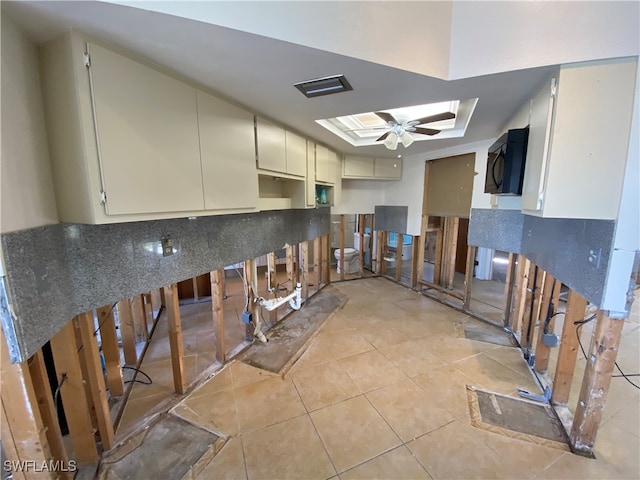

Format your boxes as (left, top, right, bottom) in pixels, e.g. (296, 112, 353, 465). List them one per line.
(164, 284, 186, 394)
(27, 351, 71, 476)
(1, 327, 54, 476)
(210, 269, 226, 364)
(116, 299, 137, 365)
(49, 322, 99, 464)
(97, 304, 124, 396)
(534, 276, 562, 373)
(131, 294, 148, 343)
(314, 236, 321, 292)
(321, 234, 330, 284)
(463, 245, 477, 310)
(417, 161, 431, 289)
(395, 233, 403, 283)
(570, 311, 625, 455)
(551, 290, 588, 406)
(509, 255, 531, 334)
(520, 262, 537, 351)
(192, 277, 199, 302)
(444, 217, 459, 290)
(267, 252, 277, 323)
(143, 293, 155, 332)
(375, 230, 383, 275)
(339, 214, 345, 281)
(77, 312, 114, 450)
(245, 258, 260, 341)
(433, 223, 444, 285)
(380, 231, 388, 276)
(286, 244, 295, 294)
(410, 235, 420, 289)
(301, 241, 309, 299)
(502, 253, 517, 327)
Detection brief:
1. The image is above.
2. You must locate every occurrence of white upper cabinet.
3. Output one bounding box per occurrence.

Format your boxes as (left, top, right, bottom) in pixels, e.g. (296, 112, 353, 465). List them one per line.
(87, 42, 204, 216)
(343, 156, 375, 178)
(284, 130, 307, 177)
(342, 156, 402, 180)
(521, 58, 637, 219)
(39, 32, 260, 224)
(256, 117, 287, 173)
(315, 144, 337, 184)
(197, 90, 258, 210)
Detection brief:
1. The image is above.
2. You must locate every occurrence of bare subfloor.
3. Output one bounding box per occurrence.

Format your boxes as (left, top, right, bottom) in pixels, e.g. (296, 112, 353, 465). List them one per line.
(109, 278, 640, 479)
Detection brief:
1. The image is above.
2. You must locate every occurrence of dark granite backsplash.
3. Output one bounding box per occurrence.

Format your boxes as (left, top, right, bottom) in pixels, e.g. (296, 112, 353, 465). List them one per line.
(1, 209, 329, 361)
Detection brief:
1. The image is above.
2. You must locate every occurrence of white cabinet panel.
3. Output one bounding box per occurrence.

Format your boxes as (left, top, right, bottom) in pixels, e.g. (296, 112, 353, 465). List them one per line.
(88, 43, 204, 215)
(306, 141, 316, 207)
(256, 117, 286, 173)
(522, 58, 637, 219)
(374, 158, 402, 179)
(344, 156, 374, 178)
(285, 130, 307, 177)
(315, 144, 329, 183)
(197, 91, 258, 210)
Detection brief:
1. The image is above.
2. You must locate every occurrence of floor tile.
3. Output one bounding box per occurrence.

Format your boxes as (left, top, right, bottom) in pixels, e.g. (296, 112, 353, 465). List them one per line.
(243, 415, 335, 479)
(338, 349, 406, 392)
(173, 388, 239, 437)
(380, 337, 446, 377)
(234, 375, 306, 433)
(356, 321, 412, 349)
(194, 437, 247, 480)
(229, 360, 277, 389)
(421, 333, 497, 364)
(366, 378, 457, 442)
(290, 360, 361, 411)
(189, 366, 233, 399)
(406, 418, 506, 479)
(310, 395, 401, 473)
(411, 365, 473, 419)
(295, 329, 374, 368)
(340, 445, 431, 480)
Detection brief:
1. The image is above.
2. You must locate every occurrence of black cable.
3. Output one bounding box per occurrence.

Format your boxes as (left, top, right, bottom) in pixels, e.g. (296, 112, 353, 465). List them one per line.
(94, 302, 119, 336)
(542, 281, 557, 335)
(123, 365, 152, 385)
(53, 373, 68, 407)
(574, 315, 639, 390)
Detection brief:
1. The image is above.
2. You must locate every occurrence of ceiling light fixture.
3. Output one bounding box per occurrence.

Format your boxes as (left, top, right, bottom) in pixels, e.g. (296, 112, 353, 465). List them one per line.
(383, 131, 399, 150)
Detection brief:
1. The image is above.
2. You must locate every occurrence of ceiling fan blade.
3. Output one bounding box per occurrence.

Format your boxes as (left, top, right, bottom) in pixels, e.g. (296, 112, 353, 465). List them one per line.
(412, 127, 440, 136)
(410, 112, 455, 125)
(376, 131, 391, 142)
(374, 111, 399, 125)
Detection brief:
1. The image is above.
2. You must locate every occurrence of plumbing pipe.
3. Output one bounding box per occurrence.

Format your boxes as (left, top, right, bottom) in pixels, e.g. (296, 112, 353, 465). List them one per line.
(258, 283, 302, 312)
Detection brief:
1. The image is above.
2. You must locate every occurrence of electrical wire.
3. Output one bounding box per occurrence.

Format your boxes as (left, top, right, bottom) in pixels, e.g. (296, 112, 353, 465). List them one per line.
(94, 302, 118, 336)
(53, 373, 68, 407)
(573, 314, 639, 390)
(123, 365, 152, 385)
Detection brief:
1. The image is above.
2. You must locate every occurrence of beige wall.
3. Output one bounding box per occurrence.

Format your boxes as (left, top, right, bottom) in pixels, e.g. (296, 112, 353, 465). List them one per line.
(1, 13, 59, 233)
(426, 153, 475, 218)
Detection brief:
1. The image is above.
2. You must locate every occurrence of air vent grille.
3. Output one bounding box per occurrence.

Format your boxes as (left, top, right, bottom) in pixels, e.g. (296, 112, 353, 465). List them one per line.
(294, 74, 353, 98)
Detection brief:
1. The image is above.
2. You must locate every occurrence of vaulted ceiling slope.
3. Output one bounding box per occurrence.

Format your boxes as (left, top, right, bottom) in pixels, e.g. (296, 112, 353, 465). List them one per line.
(4, 1, 638, 158)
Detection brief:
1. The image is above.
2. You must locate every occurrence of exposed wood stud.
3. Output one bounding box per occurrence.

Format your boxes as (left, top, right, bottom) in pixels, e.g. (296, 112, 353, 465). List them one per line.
(192, 277, 199, 302)
(286, 244, 295, 294)
(375, 230, 383, 275)
(49, 322, 99, 464)
(314, 236, 321, 292)
(210, 270, 226, 364)
(97, 304, 124, 396)
(502, 253, 517, 327)
(321, 234, 330, 284)
(0, 401, 27, 480)
(1, 327, 54, 475)
(267, 252, 277, 323)
(411, 232, 421, 289)
(381, 231, 388, 276)
(143, 293, 155, 332)
(570, 311, 625, 456)
(77, 312, 114, 450)
(72, 317, 98, 434)
(510, 255, 531, 334)
(463, 245, 477, 310)
(445, 217, 459, 290)
(27, 351, 71, 476)
(552, 290, 588, 406)
(131, 295, 148, 343)
(301, 241, 309, 299)
(339, 214, 345, 281)
(534, 276, 562, 373)
(245, 259, 260, 342)
(433, 221, 444, 285)
(116, 299, 137, 365)
(164, 284, 186, 394)
(520, 262, 537, 352)
(417, 161, 431, 288)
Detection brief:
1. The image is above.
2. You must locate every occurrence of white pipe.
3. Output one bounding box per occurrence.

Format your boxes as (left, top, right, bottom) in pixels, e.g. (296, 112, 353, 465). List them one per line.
(259, 283, 302, 311)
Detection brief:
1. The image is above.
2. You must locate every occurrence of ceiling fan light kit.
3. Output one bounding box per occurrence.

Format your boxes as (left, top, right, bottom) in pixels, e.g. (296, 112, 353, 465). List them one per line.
(383, 132, 399, 150)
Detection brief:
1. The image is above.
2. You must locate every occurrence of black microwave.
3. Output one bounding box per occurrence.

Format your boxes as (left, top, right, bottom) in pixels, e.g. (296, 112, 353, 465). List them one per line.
(484, 127, 529, 195)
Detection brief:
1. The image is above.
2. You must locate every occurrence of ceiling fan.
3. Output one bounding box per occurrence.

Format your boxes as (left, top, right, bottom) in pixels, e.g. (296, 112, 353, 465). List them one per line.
(373, 111, 456, 150)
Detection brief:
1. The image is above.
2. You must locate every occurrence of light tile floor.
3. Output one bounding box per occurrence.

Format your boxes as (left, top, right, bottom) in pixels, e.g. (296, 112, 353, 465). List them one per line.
(169, 278, 640, 479)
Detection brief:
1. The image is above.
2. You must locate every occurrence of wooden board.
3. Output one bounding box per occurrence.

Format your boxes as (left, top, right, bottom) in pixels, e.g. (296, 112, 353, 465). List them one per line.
(534, 276, 562, 373)
(164, 284, 186, 394)
(339, 214, 345, 281)
(97, 304, 124, 396)
(211, 270, 225, 363)
(117, 299, 137, 365)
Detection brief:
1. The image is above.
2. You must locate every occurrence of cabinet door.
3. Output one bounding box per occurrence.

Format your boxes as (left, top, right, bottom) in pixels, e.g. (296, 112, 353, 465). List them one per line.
(285, 130, 307, 177)
(88, 43, 204, 215)
(256, 117, 286, 173)
(374, 158, 402, 179)
(197, 91, 258, 210)
(315, 144, 329, 183)
(306, 141, 316, 207)
(343, 156, 374, 178)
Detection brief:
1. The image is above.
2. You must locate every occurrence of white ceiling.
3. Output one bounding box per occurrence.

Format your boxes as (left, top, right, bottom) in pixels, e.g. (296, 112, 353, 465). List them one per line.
(3, 1, 637, 159)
